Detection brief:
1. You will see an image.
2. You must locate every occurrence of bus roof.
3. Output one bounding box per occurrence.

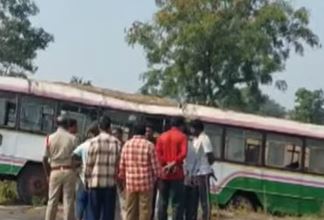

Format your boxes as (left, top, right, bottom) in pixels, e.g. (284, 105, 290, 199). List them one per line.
(1, 76, 324, 139)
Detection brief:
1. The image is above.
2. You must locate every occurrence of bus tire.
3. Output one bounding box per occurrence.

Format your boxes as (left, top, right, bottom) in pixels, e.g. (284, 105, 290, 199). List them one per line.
(17, 163, 48, 204)
(228, 192, 259, 212)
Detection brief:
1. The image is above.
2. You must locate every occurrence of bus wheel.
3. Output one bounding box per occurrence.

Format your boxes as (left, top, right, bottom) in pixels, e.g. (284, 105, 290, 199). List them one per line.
(228, 193, 257, 212)
(17, 164, 48, 204)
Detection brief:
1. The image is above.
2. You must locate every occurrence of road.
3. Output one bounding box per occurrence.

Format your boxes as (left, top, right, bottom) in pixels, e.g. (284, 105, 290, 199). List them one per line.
(0, 206, 316, 220)
(0, 206, 61, 220)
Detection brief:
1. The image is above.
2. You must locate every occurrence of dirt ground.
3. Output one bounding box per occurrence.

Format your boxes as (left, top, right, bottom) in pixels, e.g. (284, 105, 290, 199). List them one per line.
(0, 206, 320, 220)
(0, 206, 61, 220)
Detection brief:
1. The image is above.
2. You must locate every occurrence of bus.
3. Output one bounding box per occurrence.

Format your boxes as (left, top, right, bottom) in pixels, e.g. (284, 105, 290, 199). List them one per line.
(1, 76, 324, 215)
(0, 76, 179, 203)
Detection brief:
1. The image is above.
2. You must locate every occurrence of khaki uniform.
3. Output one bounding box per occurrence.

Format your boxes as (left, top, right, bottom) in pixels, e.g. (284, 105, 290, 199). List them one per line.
(45, 127, 77, 220)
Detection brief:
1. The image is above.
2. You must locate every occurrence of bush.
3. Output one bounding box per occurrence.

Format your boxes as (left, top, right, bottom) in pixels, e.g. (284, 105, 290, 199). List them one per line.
(0, 180, 18, 204)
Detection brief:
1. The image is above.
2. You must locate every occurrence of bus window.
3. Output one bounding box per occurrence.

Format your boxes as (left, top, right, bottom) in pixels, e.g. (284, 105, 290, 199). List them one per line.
(0, 92, 17, 128)
(20, 96, 56, 133)
(59, 103, 98, 138)
(266, 134, 302, 170)
(225, 128, 262, 164)
(103, 109, 141, 127)
(305, 139, 324, 174)
(204, 123, 223, 159)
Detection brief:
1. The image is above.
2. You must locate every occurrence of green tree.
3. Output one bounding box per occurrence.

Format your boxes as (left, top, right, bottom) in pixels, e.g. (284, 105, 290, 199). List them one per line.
(70, 76, 92, 86)
(0, 0, 53, 76)
(258, 96, 286, 118)
(127, 0, 320, 111)
(291, 88, 324, 124)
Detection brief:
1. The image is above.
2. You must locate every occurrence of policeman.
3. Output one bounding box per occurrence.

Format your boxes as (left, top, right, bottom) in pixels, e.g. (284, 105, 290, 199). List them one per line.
(43, 115, 78, 220)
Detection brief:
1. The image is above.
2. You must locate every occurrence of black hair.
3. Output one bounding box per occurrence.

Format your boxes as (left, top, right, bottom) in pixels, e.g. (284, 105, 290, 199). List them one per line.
(99, 115, 111, 130)
(133, 123, 146, 136)
(57, 115, 68, 129)
(67, 118, 77, 128)
(191, 119, 204, 132)
(170, 117, 185, 128)
(86, 121, 99, 137)
(113, 127, 123, 135)
(145, 122, 154, 129)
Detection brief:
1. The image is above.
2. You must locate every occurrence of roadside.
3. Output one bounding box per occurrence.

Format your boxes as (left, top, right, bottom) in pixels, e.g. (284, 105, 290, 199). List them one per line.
(0, 206, 321, 220)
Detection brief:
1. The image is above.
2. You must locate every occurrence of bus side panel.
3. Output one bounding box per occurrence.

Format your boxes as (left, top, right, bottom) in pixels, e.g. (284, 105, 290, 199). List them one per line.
(210, 162, 264, 207)
(0, 129, 26, 176)
(12, 131, 45, 162)
(0, 128, 44, 176)
(263, 176, 302, 215)
(209, 162, 324, 215)
(300, 173, 324, 215)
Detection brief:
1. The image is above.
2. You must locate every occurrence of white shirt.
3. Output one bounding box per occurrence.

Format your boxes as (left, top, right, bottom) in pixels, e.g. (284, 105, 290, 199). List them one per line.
(192, 132, 213, 176)
(72, 140, 91, 183)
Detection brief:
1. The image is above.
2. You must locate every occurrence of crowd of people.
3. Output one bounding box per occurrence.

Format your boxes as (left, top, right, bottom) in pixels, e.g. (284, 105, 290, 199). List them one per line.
(43, 114, 216, 220)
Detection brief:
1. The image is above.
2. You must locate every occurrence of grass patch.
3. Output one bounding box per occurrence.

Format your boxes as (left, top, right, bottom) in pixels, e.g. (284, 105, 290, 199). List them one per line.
(31, 196, 47, 207)
(0, 180, 18, 204)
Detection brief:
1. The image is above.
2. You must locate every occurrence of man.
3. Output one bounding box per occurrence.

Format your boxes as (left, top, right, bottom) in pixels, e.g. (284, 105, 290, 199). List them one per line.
(145, 123, 156, 145)
(67, 118, 78, 135)
(72, 121, 99, 220)
(85, 115, 121, 220)
(188, 120, 215, 220)
(144, 123, 157, 220)
(183, 136, 199, 220)
(156, 117, 187, 220)
(43, 116, 78, 220)
(118, 123, 160, 220)
(113, 127, 125, 146)
(112, 127, 126, 220)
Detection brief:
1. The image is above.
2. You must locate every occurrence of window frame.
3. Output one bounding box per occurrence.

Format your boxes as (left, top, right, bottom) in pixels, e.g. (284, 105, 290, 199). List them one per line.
(0, 91, 19, 130)
(223, 126, 263, 165)
(202, 122, 224, 159)
(18, 95, 58, 134)
(264, 133, 304, 171)
(207, 122, 319, 176)
(304, 138, 324, 175)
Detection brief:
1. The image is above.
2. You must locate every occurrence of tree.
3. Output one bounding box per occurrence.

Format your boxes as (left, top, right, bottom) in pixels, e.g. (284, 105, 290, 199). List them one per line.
(290, 88, 324, 124)
(258, 96, 286, 118)
(0, 0, 53, 76)
(127, 0, 320, 111)
(70, 76, 92, 86)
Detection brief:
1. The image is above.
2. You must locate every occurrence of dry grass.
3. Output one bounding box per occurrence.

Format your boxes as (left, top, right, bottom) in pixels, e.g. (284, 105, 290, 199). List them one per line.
(211, 210, 323, 220)
(0, 181, 18, 205)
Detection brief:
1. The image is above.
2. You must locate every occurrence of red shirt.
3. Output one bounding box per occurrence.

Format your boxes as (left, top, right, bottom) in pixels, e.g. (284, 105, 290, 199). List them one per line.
(156, 127, 188, 180)
(118, 136, 161, 192)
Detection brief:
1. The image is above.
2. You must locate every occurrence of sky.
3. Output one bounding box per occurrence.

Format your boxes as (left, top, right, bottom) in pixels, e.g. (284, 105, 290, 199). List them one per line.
(31, 0, 324, 109)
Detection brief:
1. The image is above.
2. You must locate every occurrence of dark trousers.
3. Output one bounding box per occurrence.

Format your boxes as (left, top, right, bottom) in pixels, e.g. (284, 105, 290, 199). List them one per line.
(88, 186, 116, 220)
(157, 179, 184, 220)
(184, 175, 211, 220)
(76, 181, 89, 220)
(150, 182, 157, 220)
(197, 175, 211, 220)
(183, 185, 199, 220)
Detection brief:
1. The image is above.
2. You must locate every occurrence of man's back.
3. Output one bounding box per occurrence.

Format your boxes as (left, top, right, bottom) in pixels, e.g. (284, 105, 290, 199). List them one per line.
(85, 132, 121, 188)
(119, 136, 159, 192)
(156, 127, 187, 180)
(46, 127, 76, 167)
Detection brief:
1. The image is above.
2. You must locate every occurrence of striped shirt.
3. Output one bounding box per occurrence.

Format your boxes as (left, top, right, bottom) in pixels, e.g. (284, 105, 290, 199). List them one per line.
(85, 132, 121, 188)
(118, 135, 161, 192)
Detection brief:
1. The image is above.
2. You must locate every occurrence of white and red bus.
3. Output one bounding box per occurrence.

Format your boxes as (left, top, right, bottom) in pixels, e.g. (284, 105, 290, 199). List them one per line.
(1, 76, 324, 215)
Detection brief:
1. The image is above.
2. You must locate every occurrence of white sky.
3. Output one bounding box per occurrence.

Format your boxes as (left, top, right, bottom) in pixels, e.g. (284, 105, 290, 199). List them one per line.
(31, 0, 324, 109)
